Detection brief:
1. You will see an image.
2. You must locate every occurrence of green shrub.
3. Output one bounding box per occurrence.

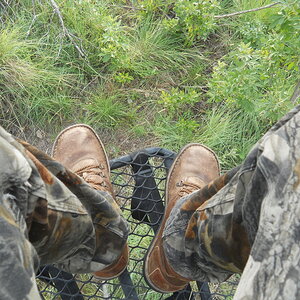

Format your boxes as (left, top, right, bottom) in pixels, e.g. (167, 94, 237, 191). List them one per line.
(158, 88, 200, 116)
(173, 0, 220, 44)
(137, 0, 221, 45)
(33, 0, 129, 70)
(208, 39, 297, 126)
(113, 72, 134, 84)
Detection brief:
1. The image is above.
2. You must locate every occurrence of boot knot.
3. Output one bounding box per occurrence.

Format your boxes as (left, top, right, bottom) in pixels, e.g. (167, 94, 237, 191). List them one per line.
(176, 176, 206, 196)
(76, 164, 107, 189)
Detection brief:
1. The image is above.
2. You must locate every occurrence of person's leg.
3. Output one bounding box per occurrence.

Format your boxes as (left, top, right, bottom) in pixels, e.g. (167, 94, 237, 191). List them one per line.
(145, 105, 300, 300)
(232, 105, 300, 299)
(0, 124, 128, 298)
(162, 164, 244, 284)
(0, 204, 41, 300)
(0, 128, 41, 300)
(144, 143, 221, 292)
(50, 124, 129, 278)
(18, 124, 129, 276)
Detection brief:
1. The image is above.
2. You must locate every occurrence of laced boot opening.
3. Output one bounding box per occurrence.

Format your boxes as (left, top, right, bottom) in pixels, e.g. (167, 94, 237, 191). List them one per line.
(75, 164, 108, 190)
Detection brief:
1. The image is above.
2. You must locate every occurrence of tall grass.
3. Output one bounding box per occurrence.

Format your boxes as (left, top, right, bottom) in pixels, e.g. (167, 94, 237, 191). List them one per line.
(82, 92, 137, 128)
(196, 108, 264, 169)
(113, 18, 201, 79)
(0, 25, 81, 130)
(152, 105, 264, 170)
(1, 0, 299, 162)
(0, 28, 38, 92)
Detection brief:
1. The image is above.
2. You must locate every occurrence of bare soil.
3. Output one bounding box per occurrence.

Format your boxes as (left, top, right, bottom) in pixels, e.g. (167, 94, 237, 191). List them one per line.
(10, 122, 158, 159)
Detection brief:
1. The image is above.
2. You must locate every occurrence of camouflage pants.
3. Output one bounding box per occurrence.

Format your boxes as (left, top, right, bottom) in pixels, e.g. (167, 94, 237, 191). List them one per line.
(164, 105, 300, 300)
(0, 127, 128, 300)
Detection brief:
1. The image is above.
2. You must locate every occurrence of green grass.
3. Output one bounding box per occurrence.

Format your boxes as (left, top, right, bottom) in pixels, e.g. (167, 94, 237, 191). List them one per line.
(112, 18, 201, 78)
(0, 24, 84, 128)
(81, 92, 136, 128)
(151, 105, 264, 170)
(195, 108, 263, 169)
(2, 0, 297, 165)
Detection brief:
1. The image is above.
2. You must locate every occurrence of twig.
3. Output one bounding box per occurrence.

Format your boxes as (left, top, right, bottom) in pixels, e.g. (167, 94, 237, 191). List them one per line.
(26, 0, 38, 37)
(26, 15, 37, 37)
(119, 88, 164, 95)
(80, 77, 101, 94)
(180, 85, 208, 91)
(48, 0, 85, 57)
(109, 4, 143, 11)
(215, 2, 281, 19)
(290, 80, 300, 104)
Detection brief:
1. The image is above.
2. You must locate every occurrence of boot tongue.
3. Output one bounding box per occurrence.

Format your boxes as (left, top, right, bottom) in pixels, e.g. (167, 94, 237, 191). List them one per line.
(71, 158, 100, 173)
(184, 176, 206, 189)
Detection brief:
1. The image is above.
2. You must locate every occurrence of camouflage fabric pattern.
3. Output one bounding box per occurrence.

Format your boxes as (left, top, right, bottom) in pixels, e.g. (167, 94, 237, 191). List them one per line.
(164, 105, 300, 299)
(0, 127, 128, 300)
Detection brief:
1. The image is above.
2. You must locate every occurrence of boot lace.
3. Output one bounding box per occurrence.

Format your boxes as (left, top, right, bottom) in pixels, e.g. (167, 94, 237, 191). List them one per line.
(176, 179, 203, 197)
(75, 164, 108, 188)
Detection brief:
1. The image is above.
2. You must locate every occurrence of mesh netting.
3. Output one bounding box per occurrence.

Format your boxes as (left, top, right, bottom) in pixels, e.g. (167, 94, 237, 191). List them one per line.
(36, 148, 239, 300)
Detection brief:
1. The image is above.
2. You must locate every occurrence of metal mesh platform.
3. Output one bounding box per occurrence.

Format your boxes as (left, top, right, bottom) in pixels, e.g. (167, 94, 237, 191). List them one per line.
(36, 148, 239, 299)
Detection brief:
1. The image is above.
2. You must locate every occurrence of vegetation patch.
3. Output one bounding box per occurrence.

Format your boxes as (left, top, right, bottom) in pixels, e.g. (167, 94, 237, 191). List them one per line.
(0, 0, 299, 168)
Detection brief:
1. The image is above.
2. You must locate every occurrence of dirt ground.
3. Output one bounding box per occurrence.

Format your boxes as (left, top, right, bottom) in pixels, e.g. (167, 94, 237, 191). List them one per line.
(9, 122, 159, 160)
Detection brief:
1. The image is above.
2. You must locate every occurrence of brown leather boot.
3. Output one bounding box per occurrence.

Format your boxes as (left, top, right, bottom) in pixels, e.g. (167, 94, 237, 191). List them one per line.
(144, 143, 220, 292)
(52, 124, 128, 279)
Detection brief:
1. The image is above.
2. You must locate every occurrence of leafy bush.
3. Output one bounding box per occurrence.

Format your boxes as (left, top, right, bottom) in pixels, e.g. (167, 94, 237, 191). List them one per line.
(113, 72, 134, 85)
(208, 38, 297, 125)
(172, 0, 220, 44)
(138, 0, 221, 44)
(158, 88, 200, 116)
(1, 0, 299, 172)
(57, 0, 128, 67)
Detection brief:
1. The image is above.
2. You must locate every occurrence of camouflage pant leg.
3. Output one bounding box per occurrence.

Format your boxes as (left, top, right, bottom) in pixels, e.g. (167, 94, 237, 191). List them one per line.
(21, 144, 129, 273)
(0, 130, 41, 300)
(164, 105, 300, 300)
(24, 143, 129, 273)
(0, 127, 128, 299)
(0, 205, 41, 300)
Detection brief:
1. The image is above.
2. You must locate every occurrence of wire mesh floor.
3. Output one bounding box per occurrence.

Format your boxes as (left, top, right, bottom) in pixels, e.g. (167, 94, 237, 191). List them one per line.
(36, 147, 239, 300)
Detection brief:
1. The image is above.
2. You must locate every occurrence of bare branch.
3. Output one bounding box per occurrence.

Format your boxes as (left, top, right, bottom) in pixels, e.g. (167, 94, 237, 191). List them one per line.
(180, 85, 208, 92)
(109, 4, 143, 10)
(26, 9, 37, 38)
(290, 80, 300, 104)
(48, 0, 85, 57)
(215, 2, 281, 19)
